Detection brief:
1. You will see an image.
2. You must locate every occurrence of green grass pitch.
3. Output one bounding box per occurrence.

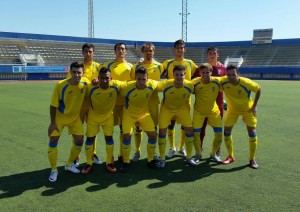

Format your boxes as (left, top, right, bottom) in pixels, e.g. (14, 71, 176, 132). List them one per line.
(0, 80, 299, 211)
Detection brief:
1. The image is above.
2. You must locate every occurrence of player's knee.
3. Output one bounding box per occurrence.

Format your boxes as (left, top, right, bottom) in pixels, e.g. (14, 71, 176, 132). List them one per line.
(248, 130, 256, 137)
(49, 136, 59, 143)
(147, 132, 157, 140)
(123, 133, 131, 142)
(73, 135, 84, 146)
(184, 127, 193, 135)
(105, 135, 113, 141)
(159, 128, 167, 136)
(85, 137, 95, 145)
(247, 126, 256, 135)
(224, 126, 233, 136)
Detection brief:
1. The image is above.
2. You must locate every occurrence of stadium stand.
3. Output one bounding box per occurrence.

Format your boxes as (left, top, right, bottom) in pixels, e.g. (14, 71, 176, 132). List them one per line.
(224, 56, 244, 68)
(0, 31, 300, 80)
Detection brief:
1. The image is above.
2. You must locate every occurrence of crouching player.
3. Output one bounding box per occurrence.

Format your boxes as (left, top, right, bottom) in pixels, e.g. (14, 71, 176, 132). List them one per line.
(157, 65, 196, 167)
(221, 65, 261, 169)
(119, 67, 160, 172)
(191, 63, 223, 163)
(82, 67, 126, 174)
(48, 62, 89, 182)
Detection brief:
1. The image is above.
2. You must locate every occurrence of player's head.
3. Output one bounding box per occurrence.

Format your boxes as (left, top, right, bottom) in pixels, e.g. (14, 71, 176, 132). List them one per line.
(98, 67, 111, 89)
(173, 39, 185, 58)
(70, 62, 84, 83)
(135, 66, 148, 89)
(114, 42, 127, 59)
(82, 43, 95, 62)
(141, 42, 155, 62)
(207, 46, 219, 62)
(226, 65, 240, 85)
(199, 63, 213, 83)
(173, 65, 185, 86)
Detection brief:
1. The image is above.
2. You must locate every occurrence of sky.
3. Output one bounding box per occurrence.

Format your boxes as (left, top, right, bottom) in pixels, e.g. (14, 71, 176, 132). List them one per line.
(0, 0, 299, 42)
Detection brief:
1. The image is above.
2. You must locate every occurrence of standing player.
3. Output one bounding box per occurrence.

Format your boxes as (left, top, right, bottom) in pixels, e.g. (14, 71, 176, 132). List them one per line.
(130, 42, 163, 162)
(103, 42, 133, 163)
(47, 62, 89, 182)
(191, 63, 223, 163)
(120, 67, 160, 172)
(157, 65, 197, 167)
(82, 68, 126, 174)
(68, 43, 102, 166)
(193, 46, 226, 153)
(162, 39, 198, 159)
(221, 65, 261, 169)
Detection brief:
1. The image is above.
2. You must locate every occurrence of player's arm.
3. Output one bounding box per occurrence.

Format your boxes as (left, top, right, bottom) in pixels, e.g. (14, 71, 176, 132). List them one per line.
(250, 87, 261, 117)
(48, 105, 59, 136)
(85, 84, 93, 107)
(191, 61, 198, 78)
(157, 79, 170, 92)
(130, 66, 136, 80)
(160, 61, 168, 79)
(91, 63, 101, 85)
(160, 69, 168, 79)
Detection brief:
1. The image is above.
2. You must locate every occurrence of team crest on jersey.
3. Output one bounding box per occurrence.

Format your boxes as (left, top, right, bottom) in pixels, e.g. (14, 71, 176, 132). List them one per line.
(182, 93, 186, 98)
(109, 92, 113, 98)
(212, 87, 215, 92)
(146, 93, 149, 98)
(238, 90, 241, 95)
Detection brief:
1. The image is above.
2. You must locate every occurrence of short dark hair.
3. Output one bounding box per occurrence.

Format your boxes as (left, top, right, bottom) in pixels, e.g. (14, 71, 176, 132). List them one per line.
(114, 42, 127, 51)
(82, 43, 94, 51)
(135, 66, 148, 75)
(174, 39, 185, 48)
(206, 46, 219, 54)
(99, 67, 111, 75)
(226, 64, 239, 74)
(141, 42, 155, 52)
(70, 62, 84, 70)
(173, 65, 185, 73)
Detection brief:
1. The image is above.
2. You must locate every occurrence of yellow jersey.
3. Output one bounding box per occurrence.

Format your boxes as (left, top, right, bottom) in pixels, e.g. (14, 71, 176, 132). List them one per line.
(120, 79, 158, 118)
(191, 76, 222, 115)
(50, 78, 90, 123)
(157, 79, 193, 110)
(221, 76, 260, 113)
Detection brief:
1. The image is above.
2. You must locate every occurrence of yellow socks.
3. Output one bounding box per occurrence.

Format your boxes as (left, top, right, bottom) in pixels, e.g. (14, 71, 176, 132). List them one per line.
(158, 135, 167, 160)
(48, 142, 58, 170)
(147, 139, 157, 162)
(249, 133, 258, 160)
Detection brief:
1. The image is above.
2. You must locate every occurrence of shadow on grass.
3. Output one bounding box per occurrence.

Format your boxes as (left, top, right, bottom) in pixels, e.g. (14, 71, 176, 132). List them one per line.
(0, 157, 247, 198)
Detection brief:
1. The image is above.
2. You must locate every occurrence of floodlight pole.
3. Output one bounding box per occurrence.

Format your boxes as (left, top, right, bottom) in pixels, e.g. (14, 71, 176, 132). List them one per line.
(88, 0, 94, 38)
(179, 0, 189, 42)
